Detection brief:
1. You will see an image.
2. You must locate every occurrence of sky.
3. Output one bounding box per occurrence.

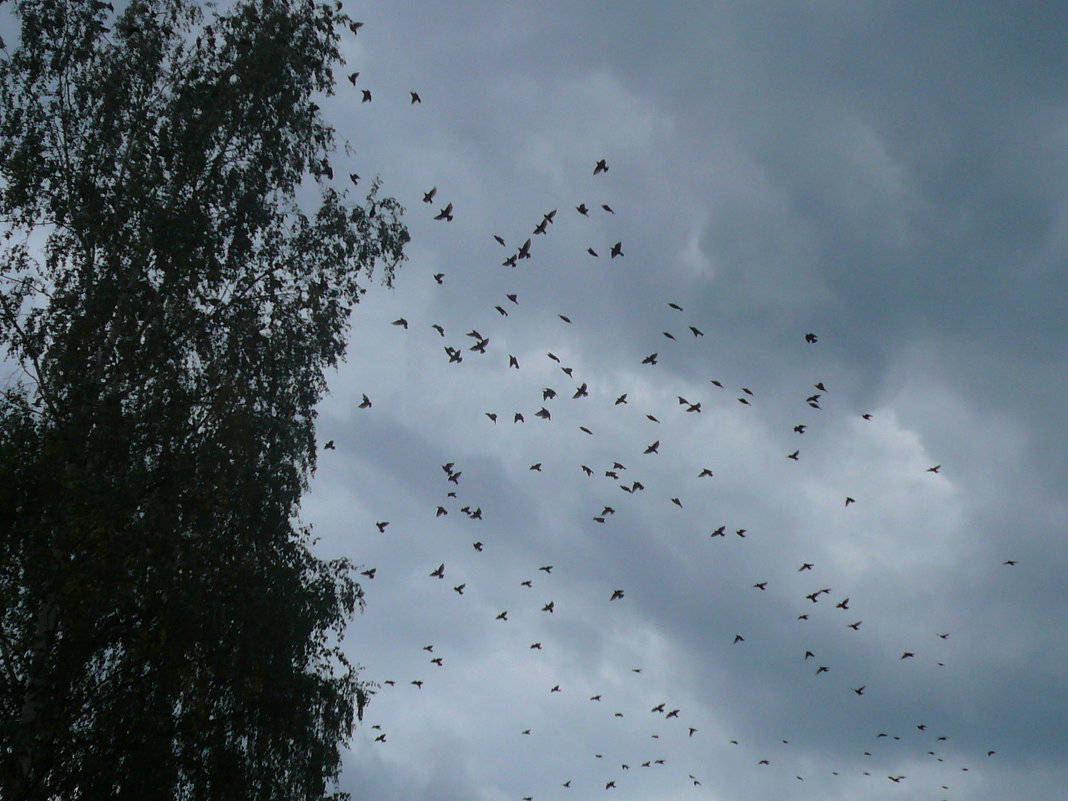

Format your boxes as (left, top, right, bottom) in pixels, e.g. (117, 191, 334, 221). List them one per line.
(258, 2, 1065, 800)
(1, 2, 1066, 800)
(297, 3, 1068, 801)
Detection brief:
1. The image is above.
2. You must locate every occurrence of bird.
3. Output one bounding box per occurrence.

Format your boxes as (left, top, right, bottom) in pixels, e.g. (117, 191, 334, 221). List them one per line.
(410, 91, 421, 103)
(787, 450, 799, 460)
(348, 172, 360, 185)
(434, 202, 453, 221)
(644, 440, 660, 454)
(698, 468, 714, 478)
(542, 601, 554, 613)
(733, 634, 744, 644)
(375, 521, 389, 532)
(610, 589, 624, 601)
(429, 563, 445, 579)
(853, 686, 866, 695)
(805, 333, 818, 343)
(927, 465, 941, 473)
(793, 424, 806, 434)
(601, 203, 614, 213)
(433, 273, 445, 284)
(360, 568, 376, 579)
(422, 186, 437, 203)
(798, 562, 814, 571)
(615, 393, 628, 405)
(323, 440, 335, 450)
(845, 496, 855, 506)
(558, 313, 572, 323)
(593, 159, 609, 175)
(610, 241, 624, 258)
(453, 584, 465, 594)
(391, 317, 408, 329)
(347, 71, 359, 85)
(753, 582, 767, 590)
(496, 611, 508, 620)
(642, 353, 658, 365)
(689, 326, 704, 336)
(361, 89, 371, 102)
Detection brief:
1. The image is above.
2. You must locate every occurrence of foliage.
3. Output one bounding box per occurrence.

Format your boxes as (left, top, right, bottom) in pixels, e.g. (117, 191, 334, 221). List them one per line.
(0, 1, 408, 798)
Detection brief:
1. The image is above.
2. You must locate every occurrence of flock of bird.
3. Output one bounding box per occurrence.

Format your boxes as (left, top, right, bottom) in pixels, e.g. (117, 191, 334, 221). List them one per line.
(316, 17, 1016, 801)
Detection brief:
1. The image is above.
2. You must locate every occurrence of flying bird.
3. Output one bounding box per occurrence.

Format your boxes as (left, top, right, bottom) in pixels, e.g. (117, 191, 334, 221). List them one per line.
(434, 202, 454, 221)
(410, 91, 421, 103)
(429, 563, 445, 579)
(593, 159, 609, 174)
(361, 89, 371, 102)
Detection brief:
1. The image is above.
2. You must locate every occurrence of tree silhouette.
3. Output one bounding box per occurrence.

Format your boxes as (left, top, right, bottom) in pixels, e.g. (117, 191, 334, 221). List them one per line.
(0, 1, 407, 798)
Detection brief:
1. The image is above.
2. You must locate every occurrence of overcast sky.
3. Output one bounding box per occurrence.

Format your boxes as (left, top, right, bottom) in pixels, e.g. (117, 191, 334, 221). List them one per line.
(301, 3, 1068, 800)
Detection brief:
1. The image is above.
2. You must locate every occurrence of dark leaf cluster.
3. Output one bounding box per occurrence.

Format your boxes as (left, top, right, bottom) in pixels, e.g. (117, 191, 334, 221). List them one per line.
(0, 1, 407, 799)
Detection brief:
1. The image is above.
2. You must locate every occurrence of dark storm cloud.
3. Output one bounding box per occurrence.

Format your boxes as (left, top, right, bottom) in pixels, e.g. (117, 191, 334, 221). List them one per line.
(298, 2, 1068, 800)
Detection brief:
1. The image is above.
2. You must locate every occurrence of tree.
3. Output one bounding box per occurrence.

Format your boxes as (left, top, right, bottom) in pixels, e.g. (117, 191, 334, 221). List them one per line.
(0, 1, 408, 798)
